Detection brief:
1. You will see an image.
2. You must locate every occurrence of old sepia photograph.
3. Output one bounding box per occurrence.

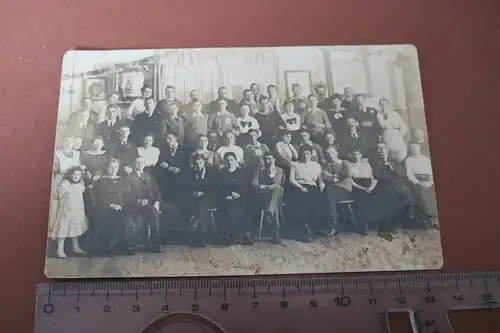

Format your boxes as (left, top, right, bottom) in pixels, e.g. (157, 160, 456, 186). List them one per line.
(45, 45, 443, 278)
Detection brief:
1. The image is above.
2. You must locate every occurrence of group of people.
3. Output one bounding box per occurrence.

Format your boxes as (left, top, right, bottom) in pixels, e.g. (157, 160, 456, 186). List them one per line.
(48, 81, 437, 258)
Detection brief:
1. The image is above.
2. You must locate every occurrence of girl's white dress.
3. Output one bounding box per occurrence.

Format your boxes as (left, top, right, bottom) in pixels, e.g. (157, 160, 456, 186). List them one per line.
(48, 180, 88, 239)
(49, 150, 81, 234)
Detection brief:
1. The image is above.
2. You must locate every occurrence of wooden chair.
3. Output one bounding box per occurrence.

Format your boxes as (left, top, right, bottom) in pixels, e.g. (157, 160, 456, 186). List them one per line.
(337, 200, 357, 228)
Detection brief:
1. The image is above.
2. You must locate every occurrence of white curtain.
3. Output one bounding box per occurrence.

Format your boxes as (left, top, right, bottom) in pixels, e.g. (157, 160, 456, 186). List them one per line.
(157, 48, 278, 103)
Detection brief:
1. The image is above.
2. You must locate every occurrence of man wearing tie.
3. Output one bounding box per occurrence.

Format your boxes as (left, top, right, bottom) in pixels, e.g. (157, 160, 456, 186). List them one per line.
(339, 117, 369, 160)
(183, 154, 216, 246)
(127, 156, 162, 253)
(108, 125, 138, 176)
(94, 104, 128, 148)
(130, 97, 165, 146)
(157, 133, 187, 204)
(250, 83, 265, 103)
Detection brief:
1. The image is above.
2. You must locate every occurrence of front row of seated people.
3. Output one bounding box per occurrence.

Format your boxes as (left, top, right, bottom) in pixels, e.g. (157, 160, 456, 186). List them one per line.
(48, 124, 437, 258)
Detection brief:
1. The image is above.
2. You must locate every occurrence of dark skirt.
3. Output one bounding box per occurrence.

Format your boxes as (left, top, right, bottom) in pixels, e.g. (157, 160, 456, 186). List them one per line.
(259, 186, 284, 228)
(352, 177, 413, 230)
(217, 196, 248, 236)
(287, 184, 324, 230)
(411, 179, 437, 217)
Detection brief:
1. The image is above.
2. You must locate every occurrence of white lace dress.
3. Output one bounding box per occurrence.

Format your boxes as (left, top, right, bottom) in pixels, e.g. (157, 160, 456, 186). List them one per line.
(48, 180, 88, 239)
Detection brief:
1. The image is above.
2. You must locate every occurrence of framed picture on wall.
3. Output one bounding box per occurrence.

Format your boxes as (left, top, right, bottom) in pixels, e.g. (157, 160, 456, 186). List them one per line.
(114, 62, 155, 104)
(284, 70, 312, 99)
(83, 77, 108, 101)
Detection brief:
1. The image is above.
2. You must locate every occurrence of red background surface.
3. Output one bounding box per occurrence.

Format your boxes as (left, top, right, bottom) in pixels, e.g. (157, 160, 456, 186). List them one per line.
(0, 0, 498, 332)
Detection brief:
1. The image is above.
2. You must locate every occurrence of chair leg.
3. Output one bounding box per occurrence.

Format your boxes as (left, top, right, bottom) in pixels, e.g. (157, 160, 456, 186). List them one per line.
(258, 210, 265, 241)
(347, 204, 358, 229)
(210, 211, 217, 234)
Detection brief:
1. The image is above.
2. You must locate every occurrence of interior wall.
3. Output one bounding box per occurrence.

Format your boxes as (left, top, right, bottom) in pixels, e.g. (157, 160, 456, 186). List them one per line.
(57, 46, 427, 136)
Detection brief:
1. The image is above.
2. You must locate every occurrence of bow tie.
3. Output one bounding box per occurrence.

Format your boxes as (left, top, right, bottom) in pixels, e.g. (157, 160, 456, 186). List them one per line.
(241, 121, 252, 127)
(333, 112, 343, 119)
(351, 133, 358, 139)
(286, 118, 297, 125)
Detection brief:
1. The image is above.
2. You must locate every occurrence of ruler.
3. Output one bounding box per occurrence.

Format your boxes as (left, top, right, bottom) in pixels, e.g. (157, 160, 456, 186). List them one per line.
(34, 271, 500, 333)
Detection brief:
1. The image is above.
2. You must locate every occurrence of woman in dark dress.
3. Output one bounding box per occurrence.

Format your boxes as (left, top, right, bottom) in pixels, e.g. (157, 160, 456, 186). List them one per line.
(217, 152, 252, 245)
(89, 158, 135, 255)
(288, 144, 325, 241)
(322, 146, 353, 235)
(349, 149, 377, 235)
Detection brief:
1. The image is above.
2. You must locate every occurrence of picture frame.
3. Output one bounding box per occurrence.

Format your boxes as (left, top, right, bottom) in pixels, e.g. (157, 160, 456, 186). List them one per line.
(114, 62, 155, 104)
(284, 70, 312, 99)
(83, 77, 108, 101)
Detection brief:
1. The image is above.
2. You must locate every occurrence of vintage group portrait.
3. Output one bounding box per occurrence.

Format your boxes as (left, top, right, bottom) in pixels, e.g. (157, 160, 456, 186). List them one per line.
(45, 45, 443, 278)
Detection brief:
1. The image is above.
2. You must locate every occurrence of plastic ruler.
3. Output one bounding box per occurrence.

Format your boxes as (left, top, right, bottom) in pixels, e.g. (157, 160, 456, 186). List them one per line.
(34, 271, 500, 333)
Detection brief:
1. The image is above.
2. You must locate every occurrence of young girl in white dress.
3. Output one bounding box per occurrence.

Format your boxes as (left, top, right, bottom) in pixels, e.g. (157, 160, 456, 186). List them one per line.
(48, 166, 88, 258)
(376, 98, 408, 162)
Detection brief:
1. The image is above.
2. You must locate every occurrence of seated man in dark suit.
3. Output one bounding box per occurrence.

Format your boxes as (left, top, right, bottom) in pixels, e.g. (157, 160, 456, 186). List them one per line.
(339, 117, 370, 160)
(157, 133, 187, 204)
(183, 154, 217, 246)
(130, 97, 165, 146)
(107, 124, 138, 176)
(127, 156, 162, 253)
(94, 104, 128, 149)
(371, 142, 415, 230)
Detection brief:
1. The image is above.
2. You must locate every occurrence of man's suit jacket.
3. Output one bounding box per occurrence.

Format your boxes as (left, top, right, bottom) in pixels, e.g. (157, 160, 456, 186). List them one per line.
(162, 115, 186, 146)
(127, 171, 162, 204)
(185, 166, 216, 194)
(130, 111, 166, 146)
(95, 119, 129, 147)
(108, 139, 138, 169)
(158, 145, 187, 170)
(339, 131, 370, 159)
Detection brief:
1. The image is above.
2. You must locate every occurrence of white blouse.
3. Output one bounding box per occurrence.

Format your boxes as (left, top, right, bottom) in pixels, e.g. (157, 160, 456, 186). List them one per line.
(405, 155, 433, 184)
(137, 146, 160, 167)
(377, 110, 407, 136)
(351, 160, 373, 179)
(281, 113, 301, 132)
(236, 116, 260, 134)
(292, 161, 322, 186)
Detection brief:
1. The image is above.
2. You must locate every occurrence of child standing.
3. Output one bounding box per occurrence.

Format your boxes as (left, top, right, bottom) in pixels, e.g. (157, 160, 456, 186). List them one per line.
(48, 166, 88, 258)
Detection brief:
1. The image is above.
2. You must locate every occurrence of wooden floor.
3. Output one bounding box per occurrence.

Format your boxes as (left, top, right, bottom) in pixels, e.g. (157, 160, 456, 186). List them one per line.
(45, 229, 443, 278)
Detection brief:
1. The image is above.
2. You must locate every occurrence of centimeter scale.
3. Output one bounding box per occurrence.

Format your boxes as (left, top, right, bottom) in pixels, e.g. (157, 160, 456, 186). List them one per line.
(35, 271, 500, 333)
